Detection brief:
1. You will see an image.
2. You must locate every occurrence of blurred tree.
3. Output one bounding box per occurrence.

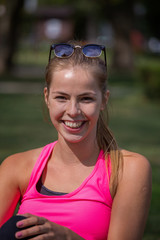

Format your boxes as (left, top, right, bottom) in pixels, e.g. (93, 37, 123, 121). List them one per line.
(0, 0, 24, 74)
(43, 0, 135, 71)
(64, 0, 135, 71)
(0, 0, 158, 74)
(103, 0, 135, 71)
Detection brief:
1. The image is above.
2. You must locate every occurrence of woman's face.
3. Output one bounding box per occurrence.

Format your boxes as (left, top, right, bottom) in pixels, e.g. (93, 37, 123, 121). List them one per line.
(44, 66, 109, 144)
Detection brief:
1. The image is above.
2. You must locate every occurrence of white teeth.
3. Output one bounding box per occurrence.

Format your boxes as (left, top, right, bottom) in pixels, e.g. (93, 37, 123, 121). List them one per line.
(64, 121, 83, 128)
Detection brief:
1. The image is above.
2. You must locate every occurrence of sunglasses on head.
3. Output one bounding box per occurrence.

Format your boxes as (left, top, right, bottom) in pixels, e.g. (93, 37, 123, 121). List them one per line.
(48, 43, 107, 66)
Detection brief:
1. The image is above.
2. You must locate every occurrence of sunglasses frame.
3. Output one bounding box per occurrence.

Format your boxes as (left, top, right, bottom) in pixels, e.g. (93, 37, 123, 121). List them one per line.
(48, 43, 107, 66)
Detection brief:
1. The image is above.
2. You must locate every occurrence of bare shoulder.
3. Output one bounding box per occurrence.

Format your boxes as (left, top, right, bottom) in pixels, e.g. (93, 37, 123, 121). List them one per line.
(120, 149, 152, 189)
(1, 147, 43, 170)
(0, 147, 43, 194)
(121, 149, 151, 171)
(108, 150, 152, 239)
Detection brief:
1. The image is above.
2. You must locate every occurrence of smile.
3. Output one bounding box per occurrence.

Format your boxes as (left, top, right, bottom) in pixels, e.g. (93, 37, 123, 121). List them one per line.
(63, 121, 84, 129)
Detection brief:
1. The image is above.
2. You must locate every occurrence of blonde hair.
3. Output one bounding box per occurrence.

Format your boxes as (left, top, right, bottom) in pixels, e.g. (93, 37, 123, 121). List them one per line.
(45, 41, 123, 198)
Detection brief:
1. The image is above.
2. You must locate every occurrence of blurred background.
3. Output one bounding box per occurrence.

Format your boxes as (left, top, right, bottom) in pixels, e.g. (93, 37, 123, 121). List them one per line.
(0, 0, 160, 239)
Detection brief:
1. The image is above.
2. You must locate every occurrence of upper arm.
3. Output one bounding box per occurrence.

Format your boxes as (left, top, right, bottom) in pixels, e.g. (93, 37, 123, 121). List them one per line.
(0, 155, 21, 226)
(108, 152, 152, 240)
(0, 148, 42, 227)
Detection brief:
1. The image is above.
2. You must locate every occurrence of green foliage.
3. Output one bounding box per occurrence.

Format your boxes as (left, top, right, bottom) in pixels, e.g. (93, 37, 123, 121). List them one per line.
(136, 56, 160, 100)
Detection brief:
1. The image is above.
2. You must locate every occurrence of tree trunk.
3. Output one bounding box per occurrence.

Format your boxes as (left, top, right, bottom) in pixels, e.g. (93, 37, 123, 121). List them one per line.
(0, 0, 24, 74)
(111, 12, 134, 72)
(104, 0, 135, 72)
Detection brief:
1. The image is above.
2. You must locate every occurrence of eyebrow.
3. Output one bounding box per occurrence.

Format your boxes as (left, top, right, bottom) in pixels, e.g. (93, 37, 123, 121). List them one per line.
(51, 91, 68, 95)
(51, 91, 97, 96)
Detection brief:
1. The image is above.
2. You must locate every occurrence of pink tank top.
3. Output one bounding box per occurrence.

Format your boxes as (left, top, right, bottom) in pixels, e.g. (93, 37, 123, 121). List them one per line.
(18, 141, 113, 240)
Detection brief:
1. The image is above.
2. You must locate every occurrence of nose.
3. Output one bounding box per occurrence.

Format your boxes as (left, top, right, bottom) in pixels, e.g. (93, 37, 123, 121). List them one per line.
(66, 100, 81, 117)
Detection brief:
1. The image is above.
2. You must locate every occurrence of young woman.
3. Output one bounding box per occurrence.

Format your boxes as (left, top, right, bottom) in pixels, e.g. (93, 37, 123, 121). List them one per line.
(0, 42, 152, 240)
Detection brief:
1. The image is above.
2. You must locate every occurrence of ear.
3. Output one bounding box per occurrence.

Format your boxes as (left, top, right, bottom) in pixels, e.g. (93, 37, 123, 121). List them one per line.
(101, 90, 110, 110)
(44, 87, 49, 107)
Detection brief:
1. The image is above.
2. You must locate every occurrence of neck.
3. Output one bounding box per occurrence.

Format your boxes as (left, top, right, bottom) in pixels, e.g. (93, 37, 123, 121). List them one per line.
(54, 136, 100, 167)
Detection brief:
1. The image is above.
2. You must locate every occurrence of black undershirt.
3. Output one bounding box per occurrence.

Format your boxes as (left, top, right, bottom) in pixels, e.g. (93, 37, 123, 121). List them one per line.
(36, 178, 67, 196)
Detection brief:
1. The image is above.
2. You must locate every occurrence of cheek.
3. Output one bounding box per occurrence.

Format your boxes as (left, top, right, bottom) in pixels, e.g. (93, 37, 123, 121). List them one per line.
(49, 108, 60, 121)
(82, 104, 101, 119)
(48, 102, 65, 121)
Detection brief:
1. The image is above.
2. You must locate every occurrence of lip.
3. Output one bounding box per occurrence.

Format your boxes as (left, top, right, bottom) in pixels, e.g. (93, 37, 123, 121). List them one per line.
(62, 120, 86, 132)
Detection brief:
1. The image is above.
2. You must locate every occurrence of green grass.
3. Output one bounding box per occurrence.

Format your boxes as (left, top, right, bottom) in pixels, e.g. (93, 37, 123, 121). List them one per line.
(108, 87, 160, 240)
(0, 94, 57, 161)
(0, 84, 159, 239)
(109, 87, 160, 162)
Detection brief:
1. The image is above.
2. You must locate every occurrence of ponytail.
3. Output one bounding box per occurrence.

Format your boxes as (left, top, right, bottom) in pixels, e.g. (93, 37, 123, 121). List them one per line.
(97, 111, 123, 198)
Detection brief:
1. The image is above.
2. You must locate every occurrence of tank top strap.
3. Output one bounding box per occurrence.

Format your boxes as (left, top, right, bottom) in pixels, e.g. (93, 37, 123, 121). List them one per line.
(25, 141, 57, 193)
(107, 154, 112, 180)
(103, 152, 111, 183)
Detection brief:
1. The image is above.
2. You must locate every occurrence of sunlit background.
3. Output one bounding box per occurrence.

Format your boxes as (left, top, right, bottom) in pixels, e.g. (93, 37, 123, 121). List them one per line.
(0, 0, 160, 239)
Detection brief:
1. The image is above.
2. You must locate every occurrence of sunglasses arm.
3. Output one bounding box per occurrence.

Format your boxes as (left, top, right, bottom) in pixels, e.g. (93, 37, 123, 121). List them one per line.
(103, 49, 107, 67)
(48, 46, 53, 62)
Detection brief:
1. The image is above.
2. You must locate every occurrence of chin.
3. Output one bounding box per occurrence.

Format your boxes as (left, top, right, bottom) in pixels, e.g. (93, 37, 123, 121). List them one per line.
(60, 133, 88, 144)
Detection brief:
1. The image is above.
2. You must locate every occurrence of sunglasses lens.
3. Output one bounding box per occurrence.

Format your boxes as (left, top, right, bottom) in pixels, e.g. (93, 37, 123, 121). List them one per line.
(83, 45, 102, 57)
(54, 44, 73, 57)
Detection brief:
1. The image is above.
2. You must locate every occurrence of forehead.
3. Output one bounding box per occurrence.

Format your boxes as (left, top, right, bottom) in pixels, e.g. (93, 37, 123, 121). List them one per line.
(50, 66, 100, 91)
